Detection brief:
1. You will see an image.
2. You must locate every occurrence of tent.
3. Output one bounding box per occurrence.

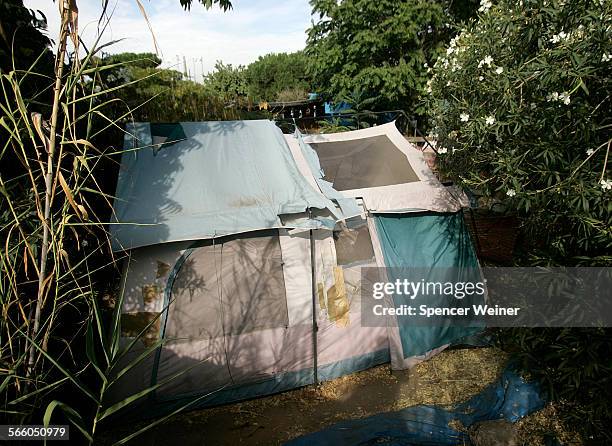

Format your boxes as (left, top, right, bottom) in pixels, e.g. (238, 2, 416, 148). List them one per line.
(110, 120, 482, 414)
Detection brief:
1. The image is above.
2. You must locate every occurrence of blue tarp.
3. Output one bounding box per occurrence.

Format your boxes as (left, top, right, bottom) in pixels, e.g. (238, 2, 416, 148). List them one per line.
(111, 120, 336, 251)
(285, 365, 546, 445)
(324, 101, 351, 115)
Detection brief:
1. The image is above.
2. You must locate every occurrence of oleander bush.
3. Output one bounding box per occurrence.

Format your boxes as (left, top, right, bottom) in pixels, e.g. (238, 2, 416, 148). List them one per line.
(426, 0, 611, 264)
(497, 327, 612, 441)
(426, 1, 612, 440)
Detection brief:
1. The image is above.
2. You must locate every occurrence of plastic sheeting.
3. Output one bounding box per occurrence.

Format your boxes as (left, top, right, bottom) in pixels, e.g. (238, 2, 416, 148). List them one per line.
(302, 123, 462, 213)
(285, 365, 546, 446)
(374, 212, 484, 369)
(111, 121, 335, 251)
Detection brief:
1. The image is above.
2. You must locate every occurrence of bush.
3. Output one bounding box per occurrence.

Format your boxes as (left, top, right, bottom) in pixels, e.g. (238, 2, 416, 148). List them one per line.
(428, 1, 612, 440)
(426, 0, 611, 264)
(496, 328, 612, 441)
(94, 53, 262, 122)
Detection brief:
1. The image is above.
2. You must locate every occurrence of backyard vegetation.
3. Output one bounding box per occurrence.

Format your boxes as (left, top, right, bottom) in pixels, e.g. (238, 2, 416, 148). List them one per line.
(427, 0, 611, 264)
(0, 0, 610, 443)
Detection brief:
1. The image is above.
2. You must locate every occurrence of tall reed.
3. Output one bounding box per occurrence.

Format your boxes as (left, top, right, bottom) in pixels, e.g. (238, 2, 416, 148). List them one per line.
(1, 1, 220, 442)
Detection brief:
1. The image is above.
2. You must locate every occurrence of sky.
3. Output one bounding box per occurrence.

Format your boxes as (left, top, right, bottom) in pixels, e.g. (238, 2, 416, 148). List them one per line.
(24, 0, 313, 81)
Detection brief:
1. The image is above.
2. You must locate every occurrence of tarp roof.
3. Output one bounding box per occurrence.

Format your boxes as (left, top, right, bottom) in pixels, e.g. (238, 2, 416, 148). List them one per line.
(290, 122, 462, 214)
(111, 120, 333, 251)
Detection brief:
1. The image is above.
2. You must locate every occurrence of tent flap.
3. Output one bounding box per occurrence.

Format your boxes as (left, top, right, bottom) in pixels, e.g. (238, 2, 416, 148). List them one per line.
(374, 212, 484, 369)
(111, 120, 333, 251)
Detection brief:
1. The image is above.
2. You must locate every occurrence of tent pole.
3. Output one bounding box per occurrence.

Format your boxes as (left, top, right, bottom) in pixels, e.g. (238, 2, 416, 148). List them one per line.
(309, 208, 319, 385)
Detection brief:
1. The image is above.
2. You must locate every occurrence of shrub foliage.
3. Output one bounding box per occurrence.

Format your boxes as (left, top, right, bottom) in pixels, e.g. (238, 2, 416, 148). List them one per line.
(426, 0, 611, 263)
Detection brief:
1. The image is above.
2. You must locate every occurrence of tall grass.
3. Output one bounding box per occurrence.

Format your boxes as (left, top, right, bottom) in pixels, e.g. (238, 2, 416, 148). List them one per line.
(0, 1, 221, 442)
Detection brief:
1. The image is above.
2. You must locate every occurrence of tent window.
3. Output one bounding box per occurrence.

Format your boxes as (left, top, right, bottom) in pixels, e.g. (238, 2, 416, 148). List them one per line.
(221, 233, 288, 336)
(150, 123, 186, 154)
(166, 231, 288, 342)
(309, 135, 419, 191)
(334, 217, 376, 266)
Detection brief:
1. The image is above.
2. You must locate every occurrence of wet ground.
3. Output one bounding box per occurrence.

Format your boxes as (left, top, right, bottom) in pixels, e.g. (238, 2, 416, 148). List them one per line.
(105, 347, 510, 445)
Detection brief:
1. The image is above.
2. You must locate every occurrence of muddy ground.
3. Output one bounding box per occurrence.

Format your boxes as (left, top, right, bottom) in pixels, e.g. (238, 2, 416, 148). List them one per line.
(104, 346, 585, 445)
(106, 347, 521, 445)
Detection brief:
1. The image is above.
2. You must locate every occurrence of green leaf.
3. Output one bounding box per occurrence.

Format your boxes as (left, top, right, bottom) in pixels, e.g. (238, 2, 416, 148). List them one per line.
(44, 400, 93, 443)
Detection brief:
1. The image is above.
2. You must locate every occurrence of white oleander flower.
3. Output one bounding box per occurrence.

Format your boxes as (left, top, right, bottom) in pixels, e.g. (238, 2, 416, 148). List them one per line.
(484, 55, 494, 65)
(479, 76, 484, 81)
(586, 148, 595, 156)
(550, 31, 568, 44)
(478, 0, 492, 13)
(485, 115, 496, 125)
(460, 113, 470, 122)
(559, 92, 571, 105)
(602, 54, 612, 62)
(506, 189, 516, 197)
(495, 66, 504, 74)
(546, 92, 559, 102)
(600, 179, 612, 190)
(437, 147, 448, 154)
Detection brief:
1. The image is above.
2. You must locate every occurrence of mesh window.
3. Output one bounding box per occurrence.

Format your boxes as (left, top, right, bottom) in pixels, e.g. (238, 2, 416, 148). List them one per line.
(220, 234, 288, 335)
(334, 217, 376, 266)
(309, 135, 419, 191)
(166, 231, 288, 341)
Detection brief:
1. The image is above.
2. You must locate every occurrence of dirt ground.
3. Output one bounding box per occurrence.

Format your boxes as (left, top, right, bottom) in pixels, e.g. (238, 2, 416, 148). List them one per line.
(107, 346, 517, 445)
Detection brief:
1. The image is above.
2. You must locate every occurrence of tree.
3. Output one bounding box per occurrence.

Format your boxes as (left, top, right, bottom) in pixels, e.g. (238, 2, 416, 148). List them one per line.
(202, 60, 248, 99)
(245, 51, 313, 101)
(93, 52, 257, 122)
(0, 0, 52, 72)
(99, 51, 162, 69)
(305, 0, 478, 113)
(0, 0, 54, 104)
(179, 0, 232, 10)
(427, 3, 611, 437)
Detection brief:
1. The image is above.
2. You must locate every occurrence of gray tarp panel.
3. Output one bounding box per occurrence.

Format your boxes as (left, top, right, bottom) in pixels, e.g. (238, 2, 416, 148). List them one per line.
(309, 135, 419, 191)
(156, 231, 289, 398)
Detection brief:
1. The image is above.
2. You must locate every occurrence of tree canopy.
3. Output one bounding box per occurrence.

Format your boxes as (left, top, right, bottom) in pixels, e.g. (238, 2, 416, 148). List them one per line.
(178, 0, 232, 11)
(0, 0, 54, 103)
(245, 51, 313, 101)
(202, 61, 248, 99)
(305, 0, 478, 113)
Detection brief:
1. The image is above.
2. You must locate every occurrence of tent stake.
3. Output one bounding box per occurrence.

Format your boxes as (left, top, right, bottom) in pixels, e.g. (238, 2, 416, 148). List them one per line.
(309, 209, 319, 385)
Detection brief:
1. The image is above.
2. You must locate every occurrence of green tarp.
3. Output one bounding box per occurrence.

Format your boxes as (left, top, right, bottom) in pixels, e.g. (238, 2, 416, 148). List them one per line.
(374, 212, 483, 358)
